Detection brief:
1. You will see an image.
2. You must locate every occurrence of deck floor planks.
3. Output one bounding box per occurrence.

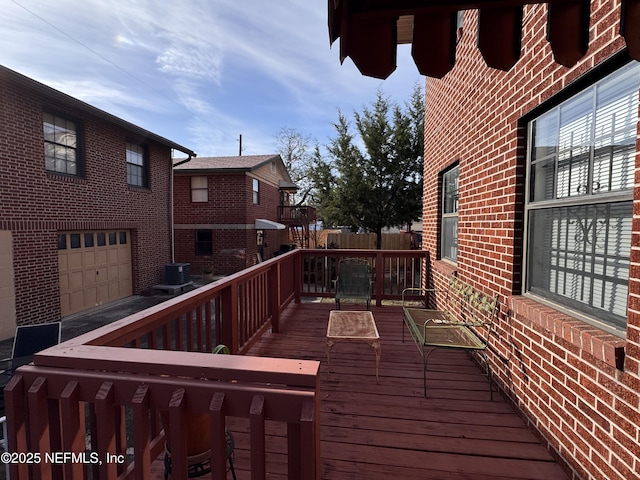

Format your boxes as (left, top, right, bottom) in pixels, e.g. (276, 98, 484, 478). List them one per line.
(154, 300, 570, 479)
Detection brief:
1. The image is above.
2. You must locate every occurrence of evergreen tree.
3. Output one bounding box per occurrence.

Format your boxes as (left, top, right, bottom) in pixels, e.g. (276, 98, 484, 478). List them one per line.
(312, 85, 424, 248)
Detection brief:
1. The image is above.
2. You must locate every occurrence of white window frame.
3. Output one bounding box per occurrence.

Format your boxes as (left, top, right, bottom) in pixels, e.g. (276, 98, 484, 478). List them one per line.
(523, 61, 639, 333)
(441, 164, 459, 262)
(252, 178, 260, 204)
(126, 142, 148, 188)
(44, 112, 80, 176)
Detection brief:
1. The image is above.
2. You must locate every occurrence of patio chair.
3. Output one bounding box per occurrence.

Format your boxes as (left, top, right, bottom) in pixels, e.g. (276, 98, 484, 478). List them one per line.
(334, 258, 372, 310)
(0, 322, 61, 413)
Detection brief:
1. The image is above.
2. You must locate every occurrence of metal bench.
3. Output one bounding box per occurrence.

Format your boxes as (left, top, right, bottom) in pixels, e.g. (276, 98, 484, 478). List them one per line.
(402, 277, 499, 399)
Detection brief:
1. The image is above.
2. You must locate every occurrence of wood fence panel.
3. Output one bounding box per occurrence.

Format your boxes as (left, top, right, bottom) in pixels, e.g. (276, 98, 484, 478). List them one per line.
(326, 233, 411, 250)
(382, 234, 411, 250)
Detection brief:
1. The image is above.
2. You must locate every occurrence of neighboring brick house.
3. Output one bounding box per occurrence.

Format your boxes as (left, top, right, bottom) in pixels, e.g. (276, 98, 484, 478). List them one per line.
(173, 155, 295, 276)
(422, 6, 640, 480)
(0, 66, 195, 340)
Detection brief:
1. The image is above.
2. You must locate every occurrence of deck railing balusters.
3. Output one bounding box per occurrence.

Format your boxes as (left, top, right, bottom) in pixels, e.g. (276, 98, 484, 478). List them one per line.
(3, 249, 426, 479)
(59, 381, 83, 480)
(132, 385, 152, 479)
(249, 395, 266, 480)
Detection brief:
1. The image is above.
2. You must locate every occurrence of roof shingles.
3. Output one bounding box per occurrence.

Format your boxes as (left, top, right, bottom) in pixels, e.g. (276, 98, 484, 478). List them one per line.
(173, 154, 280, 172)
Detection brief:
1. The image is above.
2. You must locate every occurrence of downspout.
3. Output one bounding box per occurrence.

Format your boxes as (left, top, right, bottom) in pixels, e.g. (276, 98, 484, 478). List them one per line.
(171, 153, 194, 263)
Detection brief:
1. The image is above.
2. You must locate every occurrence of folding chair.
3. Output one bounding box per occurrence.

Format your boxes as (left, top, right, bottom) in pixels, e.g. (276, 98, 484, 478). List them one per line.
(0, 322, 62, 411)
(10, 322, 62, 364)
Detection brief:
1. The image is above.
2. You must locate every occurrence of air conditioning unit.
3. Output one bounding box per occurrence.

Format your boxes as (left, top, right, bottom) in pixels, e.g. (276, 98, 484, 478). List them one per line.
(165, 263, 191, 285)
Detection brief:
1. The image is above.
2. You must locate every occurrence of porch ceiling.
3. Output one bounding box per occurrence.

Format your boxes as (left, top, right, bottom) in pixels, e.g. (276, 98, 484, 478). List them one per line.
(328, 0, 640, 79)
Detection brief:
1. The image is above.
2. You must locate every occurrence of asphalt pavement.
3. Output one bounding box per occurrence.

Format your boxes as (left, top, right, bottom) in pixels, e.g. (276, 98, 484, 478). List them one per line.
(0, 279, 209, 362)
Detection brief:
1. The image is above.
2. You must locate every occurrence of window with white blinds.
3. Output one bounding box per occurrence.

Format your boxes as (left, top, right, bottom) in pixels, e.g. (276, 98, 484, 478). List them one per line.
(526, 62, 640, 330)
(527, 202, 631, 325)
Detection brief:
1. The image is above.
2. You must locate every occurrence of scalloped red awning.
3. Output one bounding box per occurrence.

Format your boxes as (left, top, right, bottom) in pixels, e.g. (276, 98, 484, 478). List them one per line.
(328, 0, 640, 79)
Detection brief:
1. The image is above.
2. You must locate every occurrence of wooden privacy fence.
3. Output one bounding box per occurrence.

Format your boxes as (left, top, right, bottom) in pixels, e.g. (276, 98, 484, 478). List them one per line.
(325, 232, 412, 250)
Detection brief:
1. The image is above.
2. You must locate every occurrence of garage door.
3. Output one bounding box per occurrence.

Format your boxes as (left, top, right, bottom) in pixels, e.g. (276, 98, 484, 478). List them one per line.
(58, 230, 133, 317)
(0, 231, 17, 340)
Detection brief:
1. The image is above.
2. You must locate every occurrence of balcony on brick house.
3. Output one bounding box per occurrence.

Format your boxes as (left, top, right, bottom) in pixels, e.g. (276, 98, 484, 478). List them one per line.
(275, 179, 317, 249)
(4, 249, 569, 480)
(277, 205, 317, 249)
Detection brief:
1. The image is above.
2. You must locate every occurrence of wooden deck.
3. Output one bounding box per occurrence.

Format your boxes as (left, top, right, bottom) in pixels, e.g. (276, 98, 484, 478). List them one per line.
(155, 301, 570, 480)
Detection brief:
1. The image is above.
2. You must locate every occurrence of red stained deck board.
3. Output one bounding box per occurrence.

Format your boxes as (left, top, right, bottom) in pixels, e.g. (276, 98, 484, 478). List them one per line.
(153, 301, 569, 480)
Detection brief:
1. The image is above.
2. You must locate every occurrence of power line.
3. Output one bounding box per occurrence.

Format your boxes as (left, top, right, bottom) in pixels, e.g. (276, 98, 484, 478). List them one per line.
(8, 0, 240, 146)
(10, 0, 175, 106)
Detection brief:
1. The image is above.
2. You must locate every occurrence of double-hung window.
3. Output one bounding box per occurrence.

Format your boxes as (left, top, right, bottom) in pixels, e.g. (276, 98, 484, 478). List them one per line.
(191, 176, 208, 202)
(252, 178, 260, 204)
(127, 142, 148, 188)
(525, 62, 640, 331)
(195, 230, 213, 255)
(44, 112, 81, 176)
(441, 164, 459, 262)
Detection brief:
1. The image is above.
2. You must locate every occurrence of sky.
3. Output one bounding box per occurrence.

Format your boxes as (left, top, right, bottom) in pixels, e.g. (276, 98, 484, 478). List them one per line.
(0, 0, 424, 157)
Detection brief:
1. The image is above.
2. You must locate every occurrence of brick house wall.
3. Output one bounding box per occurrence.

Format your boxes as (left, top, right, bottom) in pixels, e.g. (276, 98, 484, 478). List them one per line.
(0, 67, 193, 332)
(423, 5, 639, 480)
(174, 173, 253, 274)
(173, 156, 291, 275)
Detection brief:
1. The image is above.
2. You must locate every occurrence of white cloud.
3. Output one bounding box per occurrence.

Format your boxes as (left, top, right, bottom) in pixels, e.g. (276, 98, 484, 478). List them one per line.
(156, 47, 222, 82)
(49, 79, 146, 108)
(0, 0, 424, 158)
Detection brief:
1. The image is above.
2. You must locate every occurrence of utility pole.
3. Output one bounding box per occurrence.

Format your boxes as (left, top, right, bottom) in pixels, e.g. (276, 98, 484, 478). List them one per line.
(238, 134, 242, 156)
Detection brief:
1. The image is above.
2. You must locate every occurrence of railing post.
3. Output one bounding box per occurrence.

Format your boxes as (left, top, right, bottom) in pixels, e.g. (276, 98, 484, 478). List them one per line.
(209, 392, 228, 480)
(286, 401, 317, 480)
(28, 377, 52, 480)
(287, 422, 301, 479)
(250, 395, 267, 480)
(269, 261, 281, 333)
(5, 375, 29, 480)
(376, 251, 384, 307)
(95, 381, 118, 480)
(299, 401, 318, 480)
(167, 389, 188, 479)
(221, 282, 240, 354)
(60, 381, 85, 480)
(294, 250, 302, 304)
(131, 385, 152, 479)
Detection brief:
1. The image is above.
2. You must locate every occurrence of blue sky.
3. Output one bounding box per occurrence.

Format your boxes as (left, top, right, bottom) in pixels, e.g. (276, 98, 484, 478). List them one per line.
(0, 0, 423, 157)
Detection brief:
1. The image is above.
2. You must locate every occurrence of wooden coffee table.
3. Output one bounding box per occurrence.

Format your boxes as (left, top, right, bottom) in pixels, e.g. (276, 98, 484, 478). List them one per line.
(326, 310, 381, 383)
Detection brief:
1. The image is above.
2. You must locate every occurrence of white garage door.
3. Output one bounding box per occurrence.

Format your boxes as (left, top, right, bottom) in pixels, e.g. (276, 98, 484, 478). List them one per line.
(58, 230, 133, 317)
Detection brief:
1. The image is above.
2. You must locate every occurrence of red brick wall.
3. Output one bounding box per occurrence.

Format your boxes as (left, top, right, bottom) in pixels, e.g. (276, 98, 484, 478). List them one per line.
(174, 172, 289, 275)
(0, 72, 174, 326)
(423, 5, 639, 480)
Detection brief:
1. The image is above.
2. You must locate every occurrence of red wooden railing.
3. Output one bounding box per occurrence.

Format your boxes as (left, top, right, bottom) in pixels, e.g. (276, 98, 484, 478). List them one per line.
(296, 249, 428, 305)
(4, 249, 426, 479)
(5, 351, 319, 480)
